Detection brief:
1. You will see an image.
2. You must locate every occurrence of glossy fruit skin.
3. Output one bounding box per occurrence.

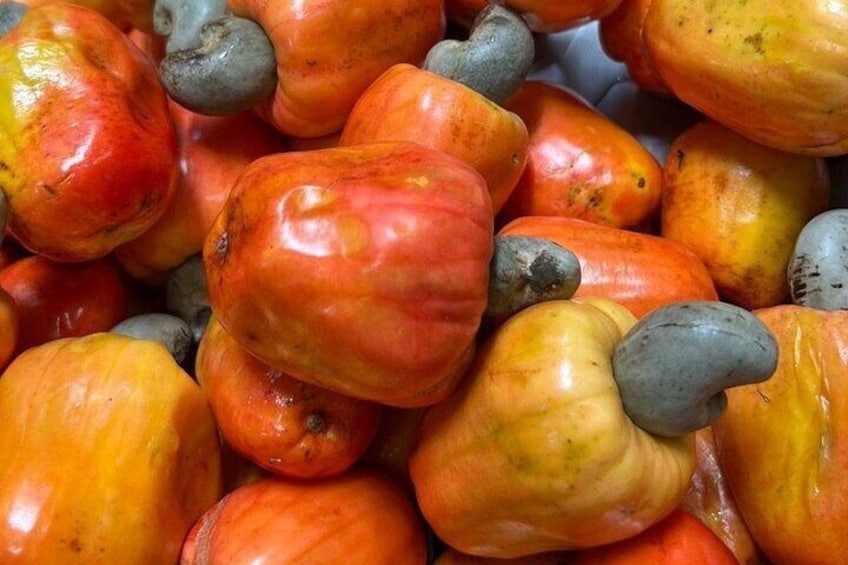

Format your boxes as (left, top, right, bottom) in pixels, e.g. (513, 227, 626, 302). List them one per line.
(180, 467, 428, 564)
(660, 120, 830, 309)
(447, 0, 624, 32)
(0, 4, 178, 262)
(642, 0, 848, 156)
(195, 316, 382, 479)
(499, 80, 663, 230)
(228, 0, 445, 138)
(681, 428, 762, 565)
(599, 0, 668, 93)
(204, 141, 493, 408)
(498, 216, 718, 318)
(0, 255, 127, 354)
(0, 333, 222, 563)
(572, 509, 739, 564)
(340, 63, 529, 214)
(409, 298, 695, 558)
(713, 305, 848, 565)
(17, 0, 155, 31)
(114, 101, 288, 283)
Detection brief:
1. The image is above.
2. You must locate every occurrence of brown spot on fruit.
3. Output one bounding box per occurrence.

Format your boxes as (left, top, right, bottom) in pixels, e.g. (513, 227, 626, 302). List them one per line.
(305, 411, 329, 435)
(213, 231, 229, 263)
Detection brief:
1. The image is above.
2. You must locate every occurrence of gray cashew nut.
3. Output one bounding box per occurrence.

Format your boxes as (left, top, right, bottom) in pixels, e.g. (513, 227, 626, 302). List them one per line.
(787, 208, 848, 310)
(487, 235, 581, 317)
(424, 5, 535, 105)
(158, 14, 277, 115)
(111, 313, 193, 365)
(0, 1, 27, 38)
(154, 0, 229, 54)
(166, 254, 211, 346)
(612, 301, 778, 438)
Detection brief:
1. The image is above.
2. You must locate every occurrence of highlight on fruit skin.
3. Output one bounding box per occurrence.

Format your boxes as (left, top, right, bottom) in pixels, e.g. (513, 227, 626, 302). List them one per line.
(408, 298, 698, 558)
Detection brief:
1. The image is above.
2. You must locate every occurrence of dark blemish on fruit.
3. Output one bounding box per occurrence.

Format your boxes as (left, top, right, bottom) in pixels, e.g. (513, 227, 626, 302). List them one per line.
(305, 411, 328, 435)
(675, 149, 686, 169)
(743, 32, 765, 55)
(528, 252, 563, 294)
(214, 231, 229, 263)
(37, 181, 56, 197)
(588, 190, 602, 208)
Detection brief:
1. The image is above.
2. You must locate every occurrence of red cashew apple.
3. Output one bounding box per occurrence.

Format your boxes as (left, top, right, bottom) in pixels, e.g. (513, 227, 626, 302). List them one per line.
(16, 0, 155, 31)
(498, 215, 718, 319)
(572, 509, 738, 564)
(195, 316, 383, 480)
(203, 141, 493, 408)
(341, 6, 534, 214)
(181, 468, 428, 564)
(157, 0, 446, 138)
(0, 3, 178, 262)
(0, 255, 128, 354)
(499, 79, 663, 230)
(340, 63, 529, 215)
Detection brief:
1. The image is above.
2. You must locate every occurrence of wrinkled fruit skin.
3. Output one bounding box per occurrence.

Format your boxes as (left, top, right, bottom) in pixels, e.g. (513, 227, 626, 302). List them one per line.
(0, 4, 178, 262)
(410, 298, 694, 558)
(204, 141, 493, 408)
(681, 428, 763, 565)
(713, 305, 848, 565)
